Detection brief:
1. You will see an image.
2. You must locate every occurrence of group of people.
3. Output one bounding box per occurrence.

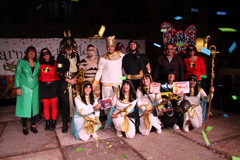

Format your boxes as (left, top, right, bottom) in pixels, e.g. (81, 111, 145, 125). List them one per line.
(15, 32, 214, 142)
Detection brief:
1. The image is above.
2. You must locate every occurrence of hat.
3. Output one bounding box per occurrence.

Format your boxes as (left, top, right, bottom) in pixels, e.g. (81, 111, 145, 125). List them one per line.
(105, 35, 115, 47)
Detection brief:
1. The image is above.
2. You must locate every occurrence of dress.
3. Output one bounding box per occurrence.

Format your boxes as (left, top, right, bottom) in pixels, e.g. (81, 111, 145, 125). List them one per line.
(71, 95, 100, 141)
(15, 59, 40, 118)
(183, 88, 212, 128)
(183, 57, 206, 81)
(136, 88, 162, 135)
(112, 94, 137, 139)
(93, 51, 124, 117)
(160, 83, 182, 128)
(122, 53, 149, 90)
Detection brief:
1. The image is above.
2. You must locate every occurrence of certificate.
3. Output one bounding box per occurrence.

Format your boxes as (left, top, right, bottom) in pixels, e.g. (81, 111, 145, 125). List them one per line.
(173, 81, 189, 94)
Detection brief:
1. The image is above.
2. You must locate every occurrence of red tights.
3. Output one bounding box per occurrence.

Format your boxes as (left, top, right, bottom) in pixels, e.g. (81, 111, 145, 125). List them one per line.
(41, 97, 58, 120)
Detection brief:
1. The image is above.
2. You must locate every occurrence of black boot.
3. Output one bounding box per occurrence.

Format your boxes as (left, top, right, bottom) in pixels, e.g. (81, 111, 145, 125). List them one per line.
(45, 120, 50, 131)
(23, 128, 29, 135)
(62, 118, 68, 133)
(50, 120, 56, 131)
(30, 126, 38, 133)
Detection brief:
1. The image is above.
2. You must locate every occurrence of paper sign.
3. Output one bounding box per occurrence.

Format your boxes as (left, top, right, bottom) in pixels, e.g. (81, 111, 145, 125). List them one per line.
(99, 97, 112, 110)
(173, 81, 190, 94)
(202, 130, 210, 146)
(150, 82, 161, 94)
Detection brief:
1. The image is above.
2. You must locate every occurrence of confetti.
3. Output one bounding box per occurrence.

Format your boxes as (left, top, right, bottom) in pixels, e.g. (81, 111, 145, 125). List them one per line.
(191, 8, 199, 12)
(37, 4, 42, 10)
(218, 28, 237, 32)
(154, 43, 161, 48)
(232, 95, 238, 100)
(229, 41, 237, 54)
(205, 126, 213, 131)
(201, 47, 211, 56)
(122, 153, 128, 159)
(216, 11, 227, 15)
(174, 16, 182, 20)
(97, 123, 102, 130)
(98, 25, 105, 37)
(200, 75, 207, 78)
(232, 156, 240, 160)
(161, 29, 167, 32)
(202, 130, 210, 146)
(119, 76, 126, 80)
(159, 105, 164, 109)
(95, 117, 99, 122)
(76, 148, 85, 152)
(170, 130, 174, 132)
(223, 114, 228, 118)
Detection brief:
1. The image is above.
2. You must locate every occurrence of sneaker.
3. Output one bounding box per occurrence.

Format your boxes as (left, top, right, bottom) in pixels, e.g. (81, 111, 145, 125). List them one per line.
(117, 131, 123, 137)
(173, 124, 180, 130)
(183, 124, 189, 133)
(156, 128, 162, 134)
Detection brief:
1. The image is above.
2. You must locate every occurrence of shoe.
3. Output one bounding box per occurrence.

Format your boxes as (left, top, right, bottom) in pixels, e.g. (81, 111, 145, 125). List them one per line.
(173, 124, 180, 130)
(30, 126, 38, 133)
(50, 120, 56, 131)
(23, 128, 29, 135)
(156, 128, 162, 134)
(117, 131, 123, 137)
(45, 120, 50, 131)
(183, 124, 189, 133)
(62, 118, 68, 133)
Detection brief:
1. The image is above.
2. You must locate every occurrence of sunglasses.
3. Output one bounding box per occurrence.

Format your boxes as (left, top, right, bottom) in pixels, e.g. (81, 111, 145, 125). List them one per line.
(42, 52, 50, 56)
(188, 48, 195, 52)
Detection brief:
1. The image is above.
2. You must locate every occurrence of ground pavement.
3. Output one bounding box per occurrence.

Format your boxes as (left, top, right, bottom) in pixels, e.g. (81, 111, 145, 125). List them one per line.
(0, 105, 239, 160)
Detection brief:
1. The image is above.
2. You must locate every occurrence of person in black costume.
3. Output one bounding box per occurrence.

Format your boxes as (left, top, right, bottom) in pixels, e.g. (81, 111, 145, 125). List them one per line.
(122, 39, 151, 90)
(56, 30, 80, 133)
(160, 69, 183, 130)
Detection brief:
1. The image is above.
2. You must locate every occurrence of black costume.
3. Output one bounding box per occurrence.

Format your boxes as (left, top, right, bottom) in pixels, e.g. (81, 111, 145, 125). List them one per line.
(122, 39, 149, 90)
(56, 30, 80, 133)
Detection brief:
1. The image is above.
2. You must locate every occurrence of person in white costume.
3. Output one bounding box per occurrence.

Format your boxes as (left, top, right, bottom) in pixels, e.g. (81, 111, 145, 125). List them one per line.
(71, 81, 101, 141)
(93, 35, 124, 118)
(110, 80, 138, 138)
(137, 74, 164, 135)
(182, 74, 214, 132)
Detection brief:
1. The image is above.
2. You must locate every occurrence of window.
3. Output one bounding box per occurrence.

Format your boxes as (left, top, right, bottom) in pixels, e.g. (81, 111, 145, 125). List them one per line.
(45, 1, 75, 22)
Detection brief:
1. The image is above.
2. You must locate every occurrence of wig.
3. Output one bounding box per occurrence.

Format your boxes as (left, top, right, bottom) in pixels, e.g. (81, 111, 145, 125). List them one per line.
(119, 80, 136, 102)
(80, 81, 95, 105)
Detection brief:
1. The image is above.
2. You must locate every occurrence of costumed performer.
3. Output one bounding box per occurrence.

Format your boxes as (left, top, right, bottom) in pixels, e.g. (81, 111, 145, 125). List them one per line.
(71, 81, 101, 141)
(182, 74, 214, 132)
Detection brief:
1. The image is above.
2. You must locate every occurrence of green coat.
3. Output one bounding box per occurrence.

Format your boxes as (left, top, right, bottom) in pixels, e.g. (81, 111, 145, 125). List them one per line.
(15, 59, 40, 118)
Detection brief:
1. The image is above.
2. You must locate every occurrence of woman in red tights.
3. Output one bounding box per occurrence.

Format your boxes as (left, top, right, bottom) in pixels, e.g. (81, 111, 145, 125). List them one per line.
(39, 48, 59, 131)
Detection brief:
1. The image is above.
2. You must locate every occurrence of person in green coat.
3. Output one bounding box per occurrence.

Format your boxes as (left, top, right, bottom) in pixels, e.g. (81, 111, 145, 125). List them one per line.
(15, 46, 40, 135)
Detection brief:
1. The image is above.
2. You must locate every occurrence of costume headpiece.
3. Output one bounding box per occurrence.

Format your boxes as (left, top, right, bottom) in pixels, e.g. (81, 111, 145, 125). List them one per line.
(125, 39, 143, 60)
(105, 35, 115, 47)
(188, 74, 198, 82)
(59, 29, 78, 58)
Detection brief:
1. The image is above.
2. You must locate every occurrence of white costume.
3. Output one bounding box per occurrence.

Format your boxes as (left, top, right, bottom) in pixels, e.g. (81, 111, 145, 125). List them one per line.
(183, 88, 212, 129)
(93, 51, 124, 117)
(71, 96, 100, 141)
(112, 94, 137, 139)
(136, 88, 162, 135)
